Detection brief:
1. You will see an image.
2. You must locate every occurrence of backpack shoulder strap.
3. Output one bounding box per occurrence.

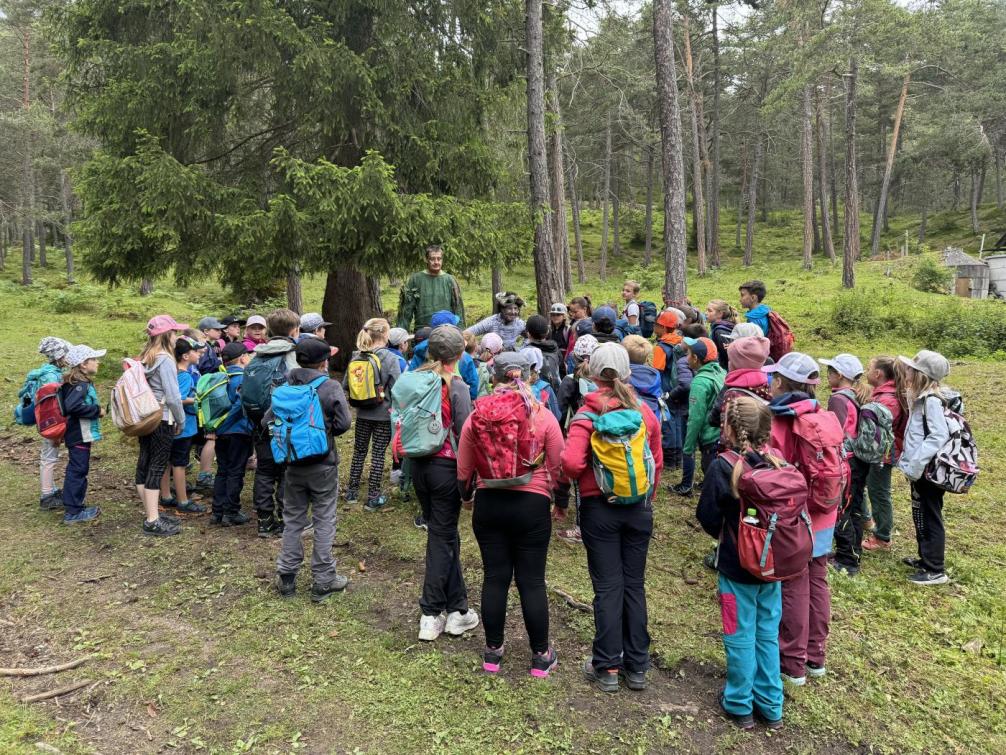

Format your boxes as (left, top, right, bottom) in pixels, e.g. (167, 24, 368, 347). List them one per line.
(570, 410, 598, 426)
(308, 375, 329, 390)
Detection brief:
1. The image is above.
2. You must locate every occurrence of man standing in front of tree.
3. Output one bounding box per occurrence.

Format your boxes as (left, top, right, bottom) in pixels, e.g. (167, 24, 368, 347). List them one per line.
(397, 244, 465, 332)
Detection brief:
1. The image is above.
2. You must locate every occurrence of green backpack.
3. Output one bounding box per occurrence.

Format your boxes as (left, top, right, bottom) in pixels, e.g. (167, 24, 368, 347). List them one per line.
(195, 370, 233, 431)
(391, 371, 453, 457)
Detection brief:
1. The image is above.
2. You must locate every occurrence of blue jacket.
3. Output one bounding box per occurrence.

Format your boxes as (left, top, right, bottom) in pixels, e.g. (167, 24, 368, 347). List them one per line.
(532, 379, 561, 421)
(745, 304, 771, 337)
(408, 340, 479, 400)
(387, 346, 408, 374)
(216, 365, 252, 435)
(628, 363, 664, 418)
(197, 346, 221, 376)
(177, 370, 198, 439)
(60, 381, 102, 445)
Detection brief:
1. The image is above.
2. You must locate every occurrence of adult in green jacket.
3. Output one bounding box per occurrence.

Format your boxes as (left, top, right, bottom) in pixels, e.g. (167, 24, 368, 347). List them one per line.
(682, 337, 726, 476)
(397, 245, 465, 331)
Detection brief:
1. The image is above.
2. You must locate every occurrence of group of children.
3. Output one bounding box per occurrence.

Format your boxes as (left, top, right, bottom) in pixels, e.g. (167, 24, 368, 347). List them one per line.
(17, 278, 971, 729)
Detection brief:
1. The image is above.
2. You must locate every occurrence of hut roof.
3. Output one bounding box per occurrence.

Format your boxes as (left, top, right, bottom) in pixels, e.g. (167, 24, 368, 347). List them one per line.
(942, 247, 987, 268)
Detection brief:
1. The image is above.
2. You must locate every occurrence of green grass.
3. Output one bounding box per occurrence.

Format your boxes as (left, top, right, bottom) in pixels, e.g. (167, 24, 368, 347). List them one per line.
(1, 205, 1005, 754)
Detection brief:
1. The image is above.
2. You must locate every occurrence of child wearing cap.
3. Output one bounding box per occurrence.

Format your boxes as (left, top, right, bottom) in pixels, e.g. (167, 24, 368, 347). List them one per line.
(60, 344, 106, 524)
(343, 318, 401, 511)
(212, 342, 254, 527)
(242, 315, 268, 351)
(386, 328, 413, 374)
(548, 302, 572, 357)
(523, 347, 561, 421)
(411, 311, 480, 400)
(676, 335, 725, 495)
(29, 337, 72, 511)
(475, 333, 504, 398)
(137, 315, 189, 537)
(299, 312, 331, 342)
(896, 350, 955, 586)
(590, 306, 622, 344)
(157, 338, 206, 515)
(764, 352, 842, 685)
(197, 317, 225, 374)
(220, 316, 243, 344)
(820, 354, 872, 576)
(861, 357, 904, 552)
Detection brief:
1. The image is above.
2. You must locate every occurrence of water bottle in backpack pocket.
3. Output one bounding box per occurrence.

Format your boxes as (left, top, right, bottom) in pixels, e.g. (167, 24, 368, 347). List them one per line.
(269, 376, 331, 465)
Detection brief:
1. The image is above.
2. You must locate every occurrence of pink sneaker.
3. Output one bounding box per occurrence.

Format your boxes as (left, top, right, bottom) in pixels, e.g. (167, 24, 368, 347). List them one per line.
(556, 526, 582, 544)
(530, 647, 557, 678)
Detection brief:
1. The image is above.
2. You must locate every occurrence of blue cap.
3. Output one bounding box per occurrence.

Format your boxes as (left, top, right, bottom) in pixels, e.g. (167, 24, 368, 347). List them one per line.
(593, 306, 617, 325)
(430, 310, 460, 327)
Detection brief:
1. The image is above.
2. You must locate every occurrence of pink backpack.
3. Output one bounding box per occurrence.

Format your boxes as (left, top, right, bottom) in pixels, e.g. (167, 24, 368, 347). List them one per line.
(720, 450, 813, 581)
(791, 411, 848, 513)
(111, 358, 163, 437)
(469, 390, 543, 487)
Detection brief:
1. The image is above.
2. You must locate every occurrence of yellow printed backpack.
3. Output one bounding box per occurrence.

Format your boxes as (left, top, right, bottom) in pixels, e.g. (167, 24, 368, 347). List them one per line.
(347, 350, 385, 408)
(571, 408, 655, 505)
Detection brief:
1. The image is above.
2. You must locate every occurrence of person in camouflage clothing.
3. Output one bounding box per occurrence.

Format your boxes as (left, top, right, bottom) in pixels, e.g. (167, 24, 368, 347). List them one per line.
(397, 245, 465, 332)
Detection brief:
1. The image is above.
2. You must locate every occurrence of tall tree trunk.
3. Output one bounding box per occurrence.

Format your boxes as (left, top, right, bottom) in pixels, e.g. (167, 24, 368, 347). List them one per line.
(995, 150, 1003, 209)
(827, 78, 840, 235)
(491, 266, 503, 303)
(736, 141, 748, 249)
(801, 85, 815, 270)
(869, 71, 910, 257)
(61, 169, 75, 283)
(547, 74, 572, 292)
(952, 171, 960, 212)
(525, 0, 562, 312)
(970, 166, 986, 234)
(653, 0, 688, 301)
(812, 183, 822, 253)
(710, 3, 722, 266)
(612, 192, 621, 256)
(20, 26, 33, 286)
(682, 13, 706, 276)
(37, 221, 47, 267)
(644, 146, 655, 265)
(139, 277, 154, 296)
(323, 268, 383, 372)
(815, 86, 836, 261)
(744, 137, 763, 266)
(568, 163, 586, 284)
(600, 111, 611, 280)
(843, 58, 860, 288)
(286, 266, 303, 314)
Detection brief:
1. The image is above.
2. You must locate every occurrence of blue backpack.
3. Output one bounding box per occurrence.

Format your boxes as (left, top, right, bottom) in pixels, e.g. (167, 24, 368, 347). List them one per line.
(15, 364, 62, 425)
(269, 376, 331, 465)
(639, 301, 658, 339)
(242, 353, 289, 423)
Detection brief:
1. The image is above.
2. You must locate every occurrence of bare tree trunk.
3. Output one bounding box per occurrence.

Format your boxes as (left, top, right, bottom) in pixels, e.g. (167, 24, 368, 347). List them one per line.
(139, 277, 154, 296)
(744, 137, 762, 266)
(653, 0, 689, 301)
(801, 85, 815, 270)
(323, 268, 383, 372)
(869, 72, 910, 257)
(568, 163, 586, 284)
(644, 146, 655, 265)
(815, 86, 836, 261)
(828, 78, 840, 235)
(286, 266, 303, 314)
(995, 150, 1003, 209)
(61, 169, 75, 283)
(970, 165, 986, 234)
(600, 111, 611, 280)
(525, 0, 562, 312)
(736, 141, 747, 249)
(20, 27, 33, 286)
(843, 58, 860, 288)
(682, 14, 706, 276)
(491, 266, 503, 304)
(547, 73, 572, 292)
(37, 221, 47, 267)
(710, 3, 722, 266)
(612, 192, 621, 256)
(812, 184, 822, 253)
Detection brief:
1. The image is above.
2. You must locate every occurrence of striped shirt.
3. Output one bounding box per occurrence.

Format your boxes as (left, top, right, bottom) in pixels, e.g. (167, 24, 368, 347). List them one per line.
(467, 315, 526, 349)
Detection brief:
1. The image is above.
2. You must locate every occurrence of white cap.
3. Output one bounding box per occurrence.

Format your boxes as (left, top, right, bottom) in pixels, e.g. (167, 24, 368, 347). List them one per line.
(66, 344, 107, 367)
(245, 315, 267, 328)
(550, 302, 568, 315)
(818, 354, 864, 380)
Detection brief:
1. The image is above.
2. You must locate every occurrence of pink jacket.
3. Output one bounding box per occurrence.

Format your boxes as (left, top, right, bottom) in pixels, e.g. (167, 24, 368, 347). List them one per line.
(871, 380, 905, 459)
(456, 399, 563, 499)
(560, 389, 664, 498)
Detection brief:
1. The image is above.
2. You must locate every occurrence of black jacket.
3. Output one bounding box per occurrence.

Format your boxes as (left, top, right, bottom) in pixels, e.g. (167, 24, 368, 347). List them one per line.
(263, 367, 352, 466)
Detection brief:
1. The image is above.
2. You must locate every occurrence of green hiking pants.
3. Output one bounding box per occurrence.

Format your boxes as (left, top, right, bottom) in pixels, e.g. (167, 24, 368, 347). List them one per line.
(866, 463, 894, 542)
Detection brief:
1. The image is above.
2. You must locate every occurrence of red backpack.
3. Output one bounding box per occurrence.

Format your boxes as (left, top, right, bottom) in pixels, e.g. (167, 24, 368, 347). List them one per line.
(720, 449, 813, 582)
(766, 310, 795, 362)
(469, 390, 543, 487)
(34, 383, 67, 444)
(791, 411, 848, 513)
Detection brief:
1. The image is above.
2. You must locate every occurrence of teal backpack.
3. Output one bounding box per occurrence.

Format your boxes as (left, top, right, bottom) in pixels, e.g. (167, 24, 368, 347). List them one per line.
(392, 371, 453, 457)
(15, 365, 62, 426)
(195, 370, 233, 432)
(269, 376, 331, 465)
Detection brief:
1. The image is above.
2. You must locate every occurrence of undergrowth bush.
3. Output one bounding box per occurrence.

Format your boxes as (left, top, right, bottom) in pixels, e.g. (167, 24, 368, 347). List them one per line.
(912, 253, 952, 294)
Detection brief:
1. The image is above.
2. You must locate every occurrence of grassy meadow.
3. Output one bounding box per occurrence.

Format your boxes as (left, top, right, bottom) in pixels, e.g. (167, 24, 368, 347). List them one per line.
(1, 205, 1005, 754)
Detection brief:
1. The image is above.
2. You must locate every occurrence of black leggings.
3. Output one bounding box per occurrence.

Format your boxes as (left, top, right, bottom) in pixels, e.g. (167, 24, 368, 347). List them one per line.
(135, 421, 174, 490)
(472, 489, 552, 653)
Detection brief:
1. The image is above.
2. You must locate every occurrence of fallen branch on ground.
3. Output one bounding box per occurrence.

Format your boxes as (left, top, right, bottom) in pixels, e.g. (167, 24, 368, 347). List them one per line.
(1, 654, 95, 677)
(78, 575, 113, 584)
(547, 584, 591, 612)
(20, 679, 93, 703)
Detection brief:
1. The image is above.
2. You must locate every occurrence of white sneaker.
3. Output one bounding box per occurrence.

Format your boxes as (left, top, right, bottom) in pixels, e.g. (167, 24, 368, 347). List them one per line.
(390, 469, 403, 486)
(444, 609, 480, 636)
(781, 673, 806, 686)
(418, 613, 446, 641)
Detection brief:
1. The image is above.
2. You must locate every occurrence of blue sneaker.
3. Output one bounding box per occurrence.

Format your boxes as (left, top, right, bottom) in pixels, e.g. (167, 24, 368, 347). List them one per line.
(363, 495, 388, 512)
(64, 506, 100, 524)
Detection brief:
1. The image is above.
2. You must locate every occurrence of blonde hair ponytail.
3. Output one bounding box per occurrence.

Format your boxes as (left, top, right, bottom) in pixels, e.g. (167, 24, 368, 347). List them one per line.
(356, 318, 390, 351)
(592, 374, 640, 411)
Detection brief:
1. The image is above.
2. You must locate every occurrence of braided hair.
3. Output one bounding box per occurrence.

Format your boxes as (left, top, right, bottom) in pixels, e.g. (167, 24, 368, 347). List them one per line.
(724, 396, 785, 497)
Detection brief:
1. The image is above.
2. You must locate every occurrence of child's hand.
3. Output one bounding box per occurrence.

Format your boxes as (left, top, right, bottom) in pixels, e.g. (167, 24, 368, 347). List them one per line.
(99, 407, 106, 418)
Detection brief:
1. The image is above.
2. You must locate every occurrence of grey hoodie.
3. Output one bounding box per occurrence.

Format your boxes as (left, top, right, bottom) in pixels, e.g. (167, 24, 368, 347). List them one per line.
(253, 337, 299, 372)
(145, 353, 184, 427)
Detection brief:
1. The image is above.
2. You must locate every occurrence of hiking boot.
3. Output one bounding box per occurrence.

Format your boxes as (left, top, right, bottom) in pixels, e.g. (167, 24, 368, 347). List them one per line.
(343, 489, 359, 503)
(718, 692, 755, 731)
(176, 500, 206, 514)
(257, 517, 283, 538)
(445, 609, 480, 636)
(222, 511, 250, 526)
(530, 647, 558, 678)
(310, 574, 349, 602)
(483, 645, 504, 674)
(40, 491, 63, 511)
(414, 514, 428, 531)
(908, 570, 949, 586)
(64, 506, 100, 524)
(582, 659, 619, 693)
(195, 473, 214, 492)
(159, 512, 182, 526)
(753, 707, 784, 730)
(669, 483, 693, 497)
(902, 556, 923, 569)
(862, 535, 891, 551)
(275, 573, 296, 598)
(363, 495, 388, 512)
(418, 613, 447, 641)
(806, 662, 826, 678)
(556, 526, 582, 544)
(209, 514, 223, 526)
(780, 672, 806, 686)
(619, 668, 648, 691)
(143, 517, 180, 536)
(160, 496, 178, 508)
(831, 561, 860, 577)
